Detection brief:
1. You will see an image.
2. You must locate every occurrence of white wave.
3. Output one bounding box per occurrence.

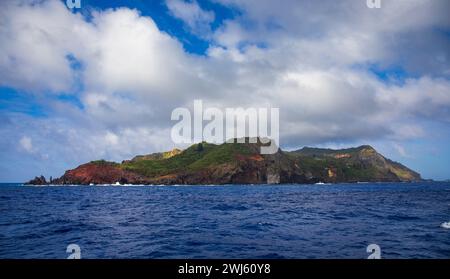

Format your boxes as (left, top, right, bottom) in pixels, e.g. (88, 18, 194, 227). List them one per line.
(441, 222, 450, 229)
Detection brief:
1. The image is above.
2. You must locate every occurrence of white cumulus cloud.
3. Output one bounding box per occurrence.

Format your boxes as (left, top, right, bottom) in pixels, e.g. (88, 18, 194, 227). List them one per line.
(0, 0, 449, 181)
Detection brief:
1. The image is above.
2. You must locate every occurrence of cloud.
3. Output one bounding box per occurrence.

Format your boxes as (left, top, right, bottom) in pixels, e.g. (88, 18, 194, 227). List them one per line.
(19, 136, 34, 153)
(0, 0, 89, 93)
(0, 0, 450, 180)
(166, 0, 215, 36)
(18, 133, 49, 160)
(393, 143, 410, 158)
(212, 0, 450, 75)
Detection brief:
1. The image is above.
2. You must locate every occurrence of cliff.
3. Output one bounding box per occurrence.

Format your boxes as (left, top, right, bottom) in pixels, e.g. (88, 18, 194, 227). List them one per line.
(288, 145, 422, 183)
(25, 139, 422, 185)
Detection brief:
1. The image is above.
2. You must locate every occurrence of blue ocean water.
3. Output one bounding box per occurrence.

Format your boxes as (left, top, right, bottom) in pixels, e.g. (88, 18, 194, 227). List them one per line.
(0, 182, 449, 259)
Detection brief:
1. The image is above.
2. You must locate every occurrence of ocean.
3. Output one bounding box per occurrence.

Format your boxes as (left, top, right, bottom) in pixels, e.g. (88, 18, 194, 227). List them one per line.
(0, 182, 449, 259)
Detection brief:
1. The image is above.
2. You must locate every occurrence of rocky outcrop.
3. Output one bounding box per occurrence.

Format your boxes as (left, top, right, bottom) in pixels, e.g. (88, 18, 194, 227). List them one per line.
(24, 175, 47, 185)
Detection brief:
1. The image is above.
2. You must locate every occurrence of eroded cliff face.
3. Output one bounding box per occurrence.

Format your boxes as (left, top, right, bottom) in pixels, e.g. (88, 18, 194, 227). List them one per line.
(50, 161, 150, 185)
(26, 139, 422, 185)
(289, 145, 422, 183)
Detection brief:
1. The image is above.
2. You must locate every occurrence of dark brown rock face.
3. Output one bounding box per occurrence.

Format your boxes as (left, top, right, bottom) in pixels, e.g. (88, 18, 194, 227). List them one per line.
(25, 175, 47, 185)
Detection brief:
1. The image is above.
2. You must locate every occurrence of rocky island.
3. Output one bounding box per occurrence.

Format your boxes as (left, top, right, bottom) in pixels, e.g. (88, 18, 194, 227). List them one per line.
(26, 139, 421, 185)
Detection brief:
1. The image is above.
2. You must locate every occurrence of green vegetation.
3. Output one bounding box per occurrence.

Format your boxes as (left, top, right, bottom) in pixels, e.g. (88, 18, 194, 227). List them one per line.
(287, 145, 403, 182)
(119, 141, 420, 182)
(187, 142, 254, 170)
(120, 142, 259, 177)
(293, 155, 375, 181)
(29, 139, 421, 185)
(292, 145, 374, 157)
(90, 160, 119, 166)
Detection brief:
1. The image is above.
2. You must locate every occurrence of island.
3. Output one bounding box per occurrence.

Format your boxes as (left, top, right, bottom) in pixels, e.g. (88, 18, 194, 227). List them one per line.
(26, 138, 422, 185)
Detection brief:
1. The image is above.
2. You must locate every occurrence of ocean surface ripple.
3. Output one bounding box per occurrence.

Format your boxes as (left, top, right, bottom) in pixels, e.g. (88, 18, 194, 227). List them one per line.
(0, 182, 449, 259)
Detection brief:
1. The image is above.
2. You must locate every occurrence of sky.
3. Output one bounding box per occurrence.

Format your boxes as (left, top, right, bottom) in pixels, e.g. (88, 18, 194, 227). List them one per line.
(0, 0, 449, 182)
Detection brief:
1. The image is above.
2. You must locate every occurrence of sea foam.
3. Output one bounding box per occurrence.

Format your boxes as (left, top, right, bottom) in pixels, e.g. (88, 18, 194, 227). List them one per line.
(441, 222, 450, 229)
